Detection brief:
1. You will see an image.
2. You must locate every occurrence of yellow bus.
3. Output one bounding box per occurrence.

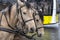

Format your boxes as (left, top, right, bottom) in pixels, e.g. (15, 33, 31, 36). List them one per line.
(43, 0, 58, 27)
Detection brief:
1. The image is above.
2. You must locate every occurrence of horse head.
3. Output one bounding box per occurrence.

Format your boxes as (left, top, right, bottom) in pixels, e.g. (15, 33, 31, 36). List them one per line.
(17, 0, 44, 37)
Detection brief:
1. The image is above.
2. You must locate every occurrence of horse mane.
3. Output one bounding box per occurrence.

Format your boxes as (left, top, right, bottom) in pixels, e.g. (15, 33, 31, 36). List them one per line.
(0, 2, 13, 20)
(8, 4, 12, 17)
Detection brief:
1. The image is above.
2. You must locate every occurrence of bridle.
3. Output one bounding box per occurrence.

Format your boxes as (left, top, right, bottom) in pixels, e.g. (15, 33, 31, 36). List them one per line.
(0, 1, 44, 40)
(0, 2, 36, 40)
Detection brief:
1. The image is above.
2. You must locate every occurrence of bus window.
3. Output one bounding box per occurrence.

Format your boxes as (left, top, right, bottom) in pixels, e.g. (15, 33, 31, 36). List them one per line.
(37, 0, 53, 16)
(57, 0, 60, 13)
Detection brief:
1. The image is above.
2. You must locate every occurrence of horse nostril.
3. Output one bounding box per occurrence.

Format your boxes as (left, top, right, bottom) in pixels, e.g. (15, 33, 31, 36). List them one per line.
(30, 27, 34, 33)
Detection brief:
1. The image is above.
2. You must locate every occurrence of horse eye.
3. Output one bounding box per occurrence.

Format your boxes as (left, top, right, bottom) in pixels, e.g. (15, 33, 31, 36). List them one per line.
(23, 12, 26, 14)
(36, 19, 39, 22)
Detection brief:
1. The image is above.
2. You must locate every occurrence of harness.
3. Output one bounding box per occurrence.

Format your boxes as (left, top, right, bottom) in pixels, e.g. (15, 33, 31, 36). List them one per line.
(0, 1, 44, 40)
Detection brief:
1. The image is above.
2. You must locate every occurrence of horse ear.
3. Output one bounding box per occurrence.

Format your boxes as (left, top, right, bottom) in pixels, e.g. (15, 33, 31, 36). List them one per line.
(17, 0, 25, 7)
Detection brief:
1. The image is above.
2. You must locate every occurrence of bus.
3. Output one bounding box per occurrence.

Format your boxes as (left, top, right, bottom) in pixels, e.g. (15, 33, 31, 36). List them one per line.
(43, 0, 59, 28)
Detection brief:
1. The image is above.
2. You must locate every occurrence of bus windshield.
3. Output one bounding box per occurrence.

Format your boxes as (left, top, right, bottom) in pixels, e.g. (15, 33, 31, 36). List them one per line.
(41, 0, 53, 16)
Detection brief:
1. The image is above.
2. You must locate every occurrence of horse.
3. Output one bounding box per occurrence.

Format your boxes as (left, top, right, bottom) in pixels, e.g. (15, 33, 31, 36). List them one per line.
(16, 0, 44, 37)
(0, 0, 44, 40)
(0, 1, 33, 40)
(24, 0, 44, 36)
